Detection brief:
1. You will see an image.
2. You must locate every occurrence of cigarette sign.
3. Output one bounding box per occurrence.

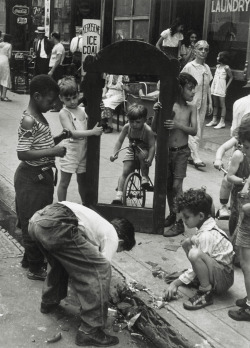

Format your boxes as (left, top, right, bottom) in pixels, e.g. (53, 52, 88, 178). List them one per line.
(82, 19, 101, 59)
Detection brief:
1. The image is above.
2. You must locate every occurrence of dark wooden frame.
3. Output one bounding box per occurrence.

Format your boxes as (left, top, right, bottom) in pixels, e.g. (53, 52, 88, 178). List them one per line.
(83, 40, 179, 234)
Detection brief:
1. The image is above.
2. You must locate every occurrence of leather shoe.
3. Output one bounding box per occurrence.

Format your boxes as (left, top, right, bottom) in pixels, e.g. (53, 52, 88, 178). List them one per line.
(75, 328, 119, 347)
(40, 302, 60, 314)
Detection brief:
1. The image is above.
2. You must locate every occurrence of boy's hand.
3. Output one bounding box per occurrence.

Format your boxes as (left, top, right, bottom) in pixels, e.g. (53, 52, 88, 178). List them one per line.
(214, 159, 223, 170)
(164, 120, 176, 130)
(61, 128, 72, 139)
(144, 158, 152, 167)
(163, 283, 178, 301)
(54, 146, 66, 158)
(110, 154, 118, 162)
(153, 102, 162, 113)
(92, 123, 103, 136)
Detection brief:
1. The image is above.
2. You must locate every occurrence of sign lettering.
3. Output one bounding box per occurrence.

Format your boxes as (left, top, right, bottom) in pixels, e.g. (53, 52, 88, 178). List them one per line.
(211, 0, 250, 12)
(82, 19, 101, 62)
(12, 5, 29, 16)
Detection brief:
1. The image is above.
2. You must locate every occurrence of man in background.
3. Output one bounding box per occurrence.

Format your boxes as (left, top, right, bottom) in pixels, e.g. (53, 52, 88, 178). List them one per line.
(33, 26, 52, 75)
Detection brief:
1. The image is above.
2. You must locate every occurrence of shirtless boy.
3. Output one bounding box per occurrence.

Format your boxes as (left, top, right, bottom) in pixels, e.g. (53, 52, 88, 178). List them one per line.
(152, 72, 197, 236)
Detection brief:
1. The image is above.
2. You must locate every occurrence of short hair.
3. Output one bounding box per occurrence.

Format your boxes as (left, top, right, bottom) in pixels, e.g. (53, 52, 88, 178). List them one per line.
(51, 31, 60, 41)
(29, 74, 59, 97)
(218, 51, 230, 65)
(179, 72, 197, 88)
(195, 40, 209, 50)
(177, 188, 213, 218)
(58, 76, 78, 97)
(127, 103, 147, 121)
(111, 218, 136, 251)
(238, 118, 250, 143)
(3, 34, 12, 43)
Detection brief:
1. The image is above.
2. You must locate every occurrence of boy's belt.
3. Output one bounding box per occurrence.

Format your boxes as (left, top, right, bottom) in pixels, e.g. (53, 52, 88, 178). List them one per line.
(169, 144, 189, 152)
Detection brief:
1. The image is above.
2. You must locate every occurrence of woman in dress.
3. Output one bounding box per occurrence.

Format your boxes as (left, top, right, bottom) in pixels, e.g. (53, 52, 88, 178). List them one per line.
(0, 34, 12, 101)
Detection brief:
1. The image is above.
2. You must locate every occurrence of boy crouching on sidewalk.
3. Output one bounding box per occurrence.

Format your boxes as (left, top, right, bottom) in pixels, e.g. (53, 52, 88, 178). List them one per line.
(164, 188, 234, 310)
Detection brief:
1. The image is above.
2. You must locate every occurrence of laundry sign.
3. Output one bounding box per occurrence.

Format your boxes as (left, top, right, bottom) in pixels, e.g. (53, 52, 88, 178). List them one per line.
(82, 19, 101, 58)
(211, 0, 250, 12)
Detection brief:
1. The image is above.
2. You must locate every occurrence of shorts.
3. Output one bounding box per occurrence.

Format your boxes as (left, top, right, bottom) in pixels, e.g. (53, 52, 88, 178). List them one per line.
(168, 145, 190, 179)
(60, 140, 87, 174)
(206, 257, 234, 294)
(123, 147, 149, 164)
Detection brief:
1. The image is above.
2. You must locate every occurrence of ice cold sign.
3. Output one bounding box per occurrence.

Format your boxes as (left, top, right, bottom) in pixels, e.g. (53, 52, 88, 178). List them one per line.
(211, 0, 250, 12)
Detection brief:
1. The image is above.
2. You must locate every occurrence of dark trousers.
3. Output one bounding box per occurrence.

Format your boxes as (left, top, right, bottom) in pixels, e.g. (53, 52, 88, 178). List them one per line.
(28, 203, 111, 332)
(14, 162, 54, 272)
(34, 57, 50, 75)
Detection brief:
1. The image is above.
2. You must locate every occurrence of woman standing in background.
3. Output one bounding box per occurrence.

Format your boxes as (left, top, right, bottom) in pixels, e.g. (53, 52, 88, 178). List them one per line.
(0, 34, 12, 101)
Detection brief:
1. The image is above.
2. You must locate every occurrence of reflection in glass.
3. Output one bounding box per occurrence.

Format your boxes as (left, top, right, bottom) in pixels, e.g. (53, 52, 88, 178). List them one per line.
(207, 10, 249, 70)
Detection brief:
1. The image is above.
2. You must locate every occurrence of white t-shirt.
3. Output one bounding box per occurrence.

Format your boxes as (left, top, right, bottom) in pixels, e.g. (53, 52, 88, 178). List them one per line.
(70, 35, 83, 53)
(49, 42, 65, 67)
(60, 201, 119, 262)
(161, 28, 183, 47)
(231, 95, 250, 136)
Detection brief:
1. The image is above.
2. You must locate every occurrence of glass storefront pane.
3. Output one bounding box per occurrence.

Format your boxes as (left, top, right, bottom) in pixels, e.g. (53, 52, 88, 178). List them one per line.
(114, 20, 130, 41)
(115, 0, 132, 17)
(133, 20, 149, 41)
(133, 0, 150, 16)
(207, 10, 249, 70)
(53, 0, 71, 43)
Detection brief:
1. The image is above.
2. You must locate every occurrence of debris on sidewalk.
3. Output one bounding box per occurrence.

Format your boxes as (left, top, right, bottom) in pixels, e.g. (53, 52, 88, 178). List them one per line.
(109, 276, 193, 348)
(45, 332, 62, 344)
(164, 244, 180, 252)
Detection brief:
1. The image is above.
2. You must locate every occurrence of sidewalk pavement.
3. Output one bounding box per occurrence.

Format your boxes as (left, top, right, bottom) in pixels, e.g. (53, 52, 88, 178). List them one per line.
(0, 92, 249, 348)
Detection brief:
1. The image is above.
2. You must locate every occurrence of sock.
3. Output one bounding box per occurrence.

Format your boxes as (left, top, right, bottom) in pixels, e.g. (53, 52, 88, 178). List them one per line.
(246, 299, 250, 307)
(115, 191, 123, 199)
(199, 284, 212, 292)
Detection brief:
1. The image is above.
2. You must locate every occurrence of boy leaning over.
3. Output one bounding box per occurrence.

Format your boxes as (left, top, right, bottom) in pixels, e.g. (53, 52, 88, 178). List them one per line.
(152, 72, 197, 237)
(164, 188, 234, 310)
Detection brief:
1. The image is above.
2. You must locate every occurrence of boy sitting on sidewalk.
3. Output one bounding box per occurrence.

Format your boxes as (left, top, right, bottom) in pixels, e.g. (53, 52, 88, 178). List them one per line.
(164, 188, 234, 310)
(152, 72, 197, 236)
(111, 103, 155, 205)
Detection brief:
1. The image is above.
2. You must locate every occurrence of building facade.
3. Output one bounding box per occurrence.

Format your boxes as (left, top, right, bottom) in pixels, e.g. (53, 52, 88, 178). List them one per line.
(0, 0, 250, 104)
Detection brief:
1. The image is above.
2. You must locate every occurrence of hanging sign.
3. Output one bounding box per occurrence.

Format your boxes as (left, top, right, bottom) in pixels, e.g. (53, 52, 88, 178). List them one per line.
(12, 5, 29, 16)
(82, 19, 101, 58)
(17, 17, 28, 25)
(211, 0, 250, 12)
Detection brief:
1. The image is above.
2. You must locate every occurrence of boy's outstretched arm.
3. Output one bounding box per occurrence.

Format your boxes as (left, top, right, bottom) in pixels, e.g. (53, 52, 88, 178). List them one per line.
(145, 131, 156, 165)
(214, 137, 238, 169)
(112, 124, 128, 158)
(164, 279, 183, 301)
(227, 150, 244, 185)
(151, 102, 162, 133)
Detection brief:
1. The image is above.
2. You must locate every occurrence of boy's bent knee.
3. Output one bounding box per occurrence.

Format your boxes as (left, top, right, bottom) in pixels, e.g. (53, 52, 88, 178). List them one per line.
(188, 247, 202, 262)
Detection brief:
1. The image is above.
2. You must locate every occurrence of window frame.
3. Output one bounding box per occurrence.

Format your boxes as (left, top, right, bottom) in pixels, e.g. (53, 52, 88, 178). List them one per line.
(112, 0, 152, 42)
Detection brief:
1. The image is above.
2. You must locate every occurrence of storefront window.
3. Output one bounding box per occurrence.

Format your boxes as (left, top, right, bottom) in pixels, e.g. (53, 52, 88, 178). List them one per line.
(53, 0, 71, 44)
(113, 0, 151, 42)
(207, 6, 249, 70)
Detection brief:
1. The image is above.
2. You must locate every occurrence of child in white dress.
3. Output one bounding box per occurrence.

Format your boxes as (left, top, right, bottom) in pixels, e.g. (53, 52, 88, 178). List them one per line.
(206, 51, 233, 129)
(57, 77, 103, 203)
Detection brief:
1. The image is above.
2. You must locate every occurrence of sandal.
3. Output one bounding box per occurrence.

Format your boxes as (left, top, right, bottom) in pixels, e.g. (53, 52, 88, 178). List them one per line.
(1, 97, 12, 102)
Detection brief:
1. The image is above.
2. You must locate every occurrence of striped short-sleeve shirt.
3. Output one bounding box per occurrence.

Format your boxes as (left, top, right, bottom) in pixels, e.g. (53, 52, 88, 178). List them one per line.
(17, 112, 55, 167)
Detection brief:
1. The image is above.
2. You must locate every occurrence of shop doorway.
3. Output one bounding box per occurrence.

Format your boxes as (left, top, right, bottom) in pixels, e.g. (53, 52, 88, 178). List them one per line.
(172, 0, 205, 39)
(6, 0, 33, 51)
